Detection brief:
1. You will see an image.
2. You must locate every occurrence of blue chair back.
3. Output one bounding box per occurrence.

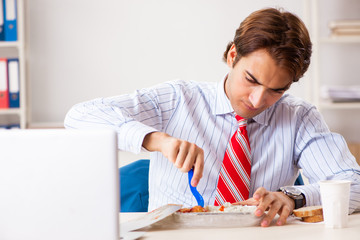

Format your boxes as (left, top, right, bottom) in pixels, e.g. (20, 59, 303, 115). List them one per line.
(119, 159, 149, 212)
(294, 173, 304, 185)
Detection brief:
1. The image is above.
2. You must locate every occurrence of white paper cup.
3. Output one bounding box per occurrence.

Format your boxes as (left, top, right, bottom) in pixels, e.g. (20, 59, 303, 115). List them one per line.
(319, 180, 351, 228)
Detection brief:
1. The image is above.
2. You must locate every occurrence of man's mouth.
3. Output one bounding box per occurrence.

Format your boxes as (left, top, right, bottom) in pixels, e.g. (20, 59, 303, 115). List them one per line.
(244, 102, 258, 111)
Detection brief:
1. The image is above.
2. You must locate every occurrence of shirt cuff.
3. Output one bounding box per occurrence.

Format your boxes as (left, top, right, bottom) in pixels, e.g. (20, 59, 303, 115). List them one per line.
(294, 184, 321, 207)
(117, 120, 158, 154)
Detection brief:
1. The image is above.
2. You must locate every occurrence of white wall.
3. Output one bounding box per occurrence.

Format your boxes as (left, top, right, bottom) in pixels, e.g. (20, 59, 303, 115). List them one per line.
(26, 1, 360, 164)
(26, 0, 313, 164)
(25, 0, 309, 126)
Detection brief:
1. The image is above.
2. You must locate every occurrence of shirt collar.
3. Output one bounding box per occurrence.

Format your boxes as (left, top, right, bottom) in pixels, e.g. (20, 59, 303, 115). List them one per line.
(213, 74, 234, 116)
(250, 110, 269, 126)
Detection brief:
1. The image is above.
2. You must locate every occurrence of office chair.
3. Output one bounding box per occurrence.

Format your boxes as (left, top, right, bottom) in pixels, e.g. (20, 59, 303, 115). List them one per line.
(119, 159, 149, 212)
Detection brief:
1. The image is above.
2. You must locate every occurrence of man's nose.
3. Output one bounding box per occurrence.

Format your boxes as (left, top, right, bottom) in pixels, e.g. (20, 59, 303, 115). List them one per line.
(249, 87, 266, 109)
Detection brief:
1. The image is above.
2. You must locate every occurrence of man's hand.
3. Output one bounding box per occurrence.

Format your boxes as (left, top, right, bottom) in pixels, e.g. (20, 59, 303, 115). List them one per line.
(234, 187, 295, 227)
(142, 132, 204, 187)
(252, 187, 295, 227)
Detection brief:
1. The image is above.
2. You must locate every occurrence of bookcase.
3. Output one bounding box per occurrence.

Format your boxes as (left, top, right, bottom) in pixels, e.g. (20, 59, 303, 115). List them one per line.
(310, 0, 360, 109)
(307, 0, 360, 147)
(0, 0, 26, 129)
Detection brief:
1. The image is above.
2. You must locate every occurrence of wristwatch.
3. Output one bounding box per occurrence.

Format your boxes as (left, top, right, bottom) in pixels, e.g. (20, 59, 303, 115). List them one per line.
(278, 186, 306, 209)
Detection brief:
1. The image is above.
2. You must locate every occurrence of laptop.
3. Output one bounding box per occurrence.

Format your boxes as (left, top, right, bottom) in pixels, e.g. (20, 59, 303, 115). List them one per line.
(0, 129, 119, 240)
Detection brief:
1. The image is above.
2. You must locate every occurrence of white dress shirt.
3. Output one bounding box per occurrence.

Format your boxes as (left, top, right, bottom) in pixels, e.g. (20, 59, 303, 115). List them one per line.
(64, 78, 360, 212)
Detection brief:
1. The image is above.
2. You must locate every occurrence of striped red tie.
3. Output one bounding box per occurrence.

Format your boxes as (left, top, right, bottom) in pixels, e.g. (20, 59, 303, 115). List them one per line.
(214, 114, 251, 206)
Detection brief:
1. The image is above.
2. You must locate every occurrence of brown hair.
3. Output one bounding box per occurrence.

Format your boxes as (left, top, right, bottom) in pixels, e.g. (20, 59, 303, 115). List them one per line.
(223, 8, 312, 82)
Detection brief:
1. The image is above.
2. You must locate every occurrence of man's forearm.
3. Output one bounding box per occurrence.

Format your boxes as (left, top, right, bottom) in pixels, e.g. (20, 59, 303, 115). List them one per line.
(142, 131, 171, 152)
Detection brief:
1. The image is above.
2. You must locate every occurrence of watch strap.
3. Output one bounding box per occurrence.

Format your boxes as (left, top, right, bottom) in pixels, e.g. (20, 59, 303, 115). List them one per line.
(277, 188, 306, 209)
(293, 193, 306, 209)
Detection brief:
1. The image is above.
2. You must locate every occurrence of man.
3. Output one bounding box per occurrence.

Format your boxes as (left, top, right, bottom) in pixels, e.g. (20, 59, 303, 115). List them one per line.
(64, 8, 360, 227)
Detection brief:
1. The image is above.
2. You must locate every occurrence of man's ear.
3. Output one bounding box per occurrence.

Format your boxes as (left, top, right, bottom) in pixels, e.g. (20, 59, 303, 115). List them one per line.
(227, 44, 237, 68)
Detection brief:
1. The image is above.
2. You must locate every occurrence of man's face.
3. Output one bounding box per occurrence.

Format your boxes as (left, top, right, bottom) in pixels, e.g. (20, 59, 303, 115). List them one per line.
(224, 47, 292, 119)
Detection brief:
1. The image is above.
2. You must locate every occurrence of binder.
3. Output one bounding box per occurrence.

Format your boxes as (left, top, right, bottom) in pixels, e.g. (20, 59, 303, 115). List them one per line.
(3, 0, 17, 41)
(0, 0, 5, 41)
(7, 58, 19, 108)
(0, 123, 19, 129)
(8, 123, 20, 129)
(0, 58, 9, 108)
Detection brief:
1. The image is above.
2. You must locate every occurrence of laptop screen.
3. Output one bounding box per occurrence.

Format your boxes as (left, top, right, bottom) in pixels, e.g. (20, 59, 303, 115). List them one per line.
(0, 129, 119, 240)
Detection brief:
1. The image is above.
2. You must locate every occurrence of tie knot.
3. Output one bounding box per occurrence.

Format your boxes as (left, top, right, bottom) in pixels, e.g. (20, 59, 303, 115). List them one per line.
(235, 114, 247, 127)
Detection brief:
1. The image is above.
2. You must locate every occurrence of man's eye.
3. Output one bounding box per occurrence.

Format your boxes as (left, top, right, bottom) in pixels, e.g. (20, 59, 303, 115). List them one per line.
(273, 89, 284, 94)
(245, 77, 256, 83)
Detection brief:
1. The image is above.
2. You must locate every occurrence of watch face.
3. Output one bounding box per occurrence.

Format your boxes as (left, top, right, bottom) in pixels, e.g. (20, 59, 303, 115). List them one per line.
(280, 186, 305, 209)
(282, 186, 302, 196)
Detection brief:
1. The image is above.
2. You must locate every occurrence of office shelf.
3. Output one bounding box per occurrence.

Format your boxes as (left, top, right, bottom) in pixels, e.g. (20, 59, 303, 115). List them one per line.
(0, 0, 27, 128)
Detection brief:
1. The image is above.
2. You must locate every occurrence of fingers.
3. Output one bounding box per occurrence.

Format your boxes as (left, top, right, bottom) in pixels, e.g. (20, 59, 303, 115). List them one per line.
(253, 187, 267, 216)
(277, 204, 292, 226)
(191, 149, 204, 187)
(252, 187, 294, 227)
(161, 137, 204, 186)
(175, 142, 197, 171)
(233, 198, 259, 206)
(173, 141, 186, 166)
(174, 141, 202, 170)
(253, 187, 266, 201)
(260, 195, 282, 227)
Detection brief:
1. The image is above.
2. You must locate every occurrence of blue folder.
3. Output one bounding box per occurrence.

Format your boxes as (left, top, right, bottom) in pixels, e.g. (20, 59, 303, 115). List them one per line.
(7, 58, 19, 108)
(3, 0, 17, 41)
(0, 0, 5, 41)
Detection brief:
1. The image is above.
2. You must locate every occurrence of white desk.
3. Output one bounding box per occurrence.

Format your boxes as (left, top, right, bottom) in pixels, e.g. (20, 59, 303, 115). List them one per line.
(120, 212, 360, 240)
